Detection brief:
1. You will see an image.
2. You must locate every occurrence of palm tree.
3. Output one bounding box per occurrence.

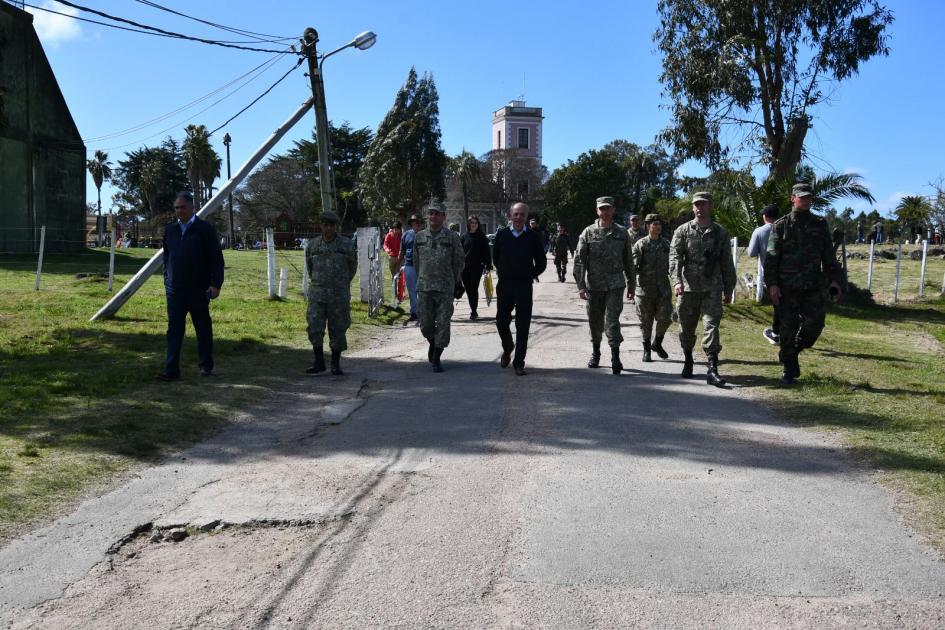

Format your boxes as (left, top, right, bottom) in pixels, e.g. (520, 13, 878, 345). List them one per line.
(182, 124, 216, 208)
(449, 150, 481, 224)
(895, 195, 932, 240)
(86, 149, 112, 245)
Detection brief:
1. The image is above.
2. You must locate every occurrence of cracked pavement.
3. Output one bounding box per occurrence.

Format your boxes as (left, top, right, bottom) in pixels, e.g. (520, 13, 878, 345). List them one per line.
(2, 263, 944, 628)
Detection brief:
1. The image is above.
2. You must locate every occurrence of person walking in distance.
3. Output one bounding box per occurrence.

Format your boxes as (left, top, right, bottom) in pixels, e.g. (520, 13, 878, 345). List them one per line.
(158, 191, 224, 380)
(632, 213, 672, 363)
(552, 224, 573, 282)
(669, 192, 737, 386)
(304, 211, 358, 376)
(399, 215, 422, 322)
(382, 221, 402, 281)
(573, 196, 636, 375)
(414, 204, 464, 372)
(627, 213, 646, 246)
(765, 183, 842, 385)
(493, 202, 547, 376)
(460, 215, 492, 320)
(747, 204, 781, 345)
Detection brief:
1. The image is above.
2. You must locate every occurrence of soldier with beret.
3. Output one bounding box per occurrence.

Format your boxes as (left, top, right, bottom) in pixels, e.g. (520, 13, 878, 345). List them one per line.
(765, 182, 842, 385)
(632, 213, 672, 363)
(573, 196, 636, 374)
(304, 211, 358, 376)
(669, 192, 737, 386)
(414, 204, 465, 372)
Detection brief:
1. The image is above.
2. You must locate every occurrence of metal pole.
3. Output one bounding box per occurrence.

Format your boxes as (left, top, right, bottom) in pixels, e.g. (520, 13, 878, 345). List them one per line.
(34, 225, 45, 291)
(919, 240, 928, 297)
(893, 242, 902, 304)
(107, 227, 116, 292)
(303, 28, 336, 215)
(90, 97, 315, 321)
(267, 228, 276, 298)
(223, 133, 235, 248)
(867, 241, 874, 291)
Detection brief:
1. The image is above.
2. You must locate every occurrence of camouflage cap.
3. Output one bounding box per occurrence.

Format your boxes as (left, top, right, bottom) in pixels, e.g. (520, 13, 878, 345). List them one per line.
(426, 203, 446, 214)
(791, 182, 814, 198)
(644, 213, 662, 223)
(319, 211, 340, 224)
(629, 213, 640, 221)
(596, 196, 615, 208)
(692, 191, 713, 203)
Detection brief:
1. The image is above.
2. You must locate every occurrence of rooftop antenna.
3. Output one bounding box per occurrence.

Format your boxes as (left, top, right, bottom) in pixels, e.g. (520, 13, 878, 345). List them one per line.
(517, 72, 526, 103)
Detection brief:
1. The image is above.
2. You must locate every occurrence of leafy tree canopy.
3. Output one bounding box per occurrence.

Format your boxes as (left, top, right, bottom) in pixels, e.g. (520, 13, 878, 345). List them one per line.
(112, 138, 188, 226)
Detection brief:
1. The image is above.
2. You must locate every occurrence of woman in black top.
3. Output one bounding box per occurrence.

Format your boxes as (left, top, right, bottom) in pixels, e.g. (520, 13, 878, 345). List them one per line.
(460, 215, 492, 320)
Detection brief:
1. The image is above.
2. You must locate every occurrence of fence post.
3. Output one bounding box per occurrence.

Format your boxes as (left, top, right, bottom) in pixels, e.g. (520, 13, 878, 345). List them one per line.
(919, 240, 928, 297)
(107, 227, 117, 292)
(755, 257, 764, 302)
(731, 237, 738, 302)
(266, 228, 276, 299)
(34, 225, 46, 291)
(278, 267, 287, 298)
(866, 241, 875, 291)
(840, 234, 848, 292)
(893, 242, 902, 305)
(301, 253, 309, 296)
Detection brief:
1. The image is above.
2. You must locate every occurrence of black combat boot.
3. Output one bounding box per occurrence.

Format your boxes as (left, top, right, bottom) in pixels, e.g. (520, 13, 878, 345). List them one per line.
(780, 349, 799, 385)
(432, 348, 444, 373)
(652, 335, 669, 359)
(587, 343, 601, 368)
(306, 347, 326, 374)
(611, 347, 623, 374)
(681, 349, 694, 378)
(642, 339, 652, 363)
(706, 353, 726, 387)
(792, 348, 802, 378)
(428, 339, 435, 363)
(330, 350, 343, 376)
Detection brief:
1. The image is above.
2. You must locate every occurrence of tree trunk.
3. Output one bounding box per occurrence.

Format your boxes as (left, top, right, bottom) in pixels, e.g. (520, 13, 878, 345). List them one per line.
(769, 115, 809, 182)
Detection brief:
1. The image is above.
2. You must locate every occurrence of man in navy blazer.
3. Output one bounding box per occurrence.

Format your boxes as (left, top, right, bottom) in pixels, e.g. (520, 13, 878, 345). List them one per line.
(159, 192, 225, 380)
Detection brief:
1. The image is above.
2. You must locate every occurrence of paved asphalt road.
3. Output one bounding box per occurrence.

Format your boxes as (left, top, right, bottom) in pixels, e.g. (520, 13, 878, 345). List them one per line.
(2, 261, 944, 628)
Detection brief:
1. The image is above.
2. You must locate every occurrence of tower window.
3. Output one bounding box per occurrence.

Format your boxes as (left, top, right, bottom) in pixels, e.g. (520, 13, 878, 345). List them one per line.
(497, 130, 502, 148)
(518, 128, 529, 149)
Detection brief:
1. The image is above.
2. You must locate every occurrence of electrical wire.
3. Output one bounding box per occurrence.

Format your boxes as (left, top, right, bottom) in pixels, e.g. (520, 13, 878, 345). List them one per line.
(132, 0, 294, 43)
(23, 2, 181, 38)
(83, 48, 291, 143)
(208, 58, 304, 136)
(48, 0, 286, 52)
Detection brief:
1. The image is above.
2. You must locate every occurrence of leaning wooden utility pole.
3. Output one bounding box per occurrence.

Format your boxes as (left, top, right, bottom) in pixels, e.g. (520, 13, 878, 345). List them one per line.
(301, 27, 337, 216)
(90, 97, 316, 321)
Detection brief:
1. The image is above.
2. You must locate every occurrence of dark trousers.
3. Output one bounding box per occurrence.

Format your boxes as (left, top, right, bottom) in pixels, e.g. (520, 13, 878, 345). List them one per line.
(462, 268, 482, 313)
(165, 288, 213, 376)
(495, 282, 533, 367)
(777, 289, 826, 361)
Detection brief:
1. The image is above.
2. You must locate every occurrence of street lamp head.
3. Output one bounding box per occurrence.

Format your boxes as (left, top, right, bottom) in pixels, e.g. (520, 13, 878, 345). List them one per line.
(352, 31, 377, 51)
(222, 133, 231, 145)
(303, 28, 319, 46)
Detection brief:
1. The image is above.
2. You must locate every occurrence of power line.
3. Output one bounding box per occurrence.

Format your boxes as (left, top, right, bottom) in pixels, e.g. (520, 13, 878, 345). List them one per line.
(48, 0, 286, 52)
(132, 0, 294, 43)
(23, 2, 180, 38)
(83, 49, 291, 143)
(209, 58, 304, 136)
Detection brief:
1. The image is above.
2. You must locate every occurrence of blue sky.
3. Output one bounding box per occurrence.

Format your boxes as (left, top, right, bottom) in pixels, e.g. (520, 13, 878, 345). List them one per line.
(23, 0, 945, 216)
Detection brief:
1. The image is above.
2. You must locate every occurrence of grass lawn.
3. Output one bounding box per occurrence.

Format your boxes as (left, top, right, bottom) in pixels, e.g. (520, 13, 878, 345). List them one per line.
(0, 247, 406, 542)
(721, 292, 945, 550)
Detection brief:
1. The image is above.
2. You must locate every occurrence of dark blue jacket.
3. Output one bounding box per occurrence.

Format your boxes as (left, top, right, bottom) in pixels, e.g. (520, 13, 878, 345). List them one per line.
(493, 226, 546, 286)
(162, 217, 224, 292)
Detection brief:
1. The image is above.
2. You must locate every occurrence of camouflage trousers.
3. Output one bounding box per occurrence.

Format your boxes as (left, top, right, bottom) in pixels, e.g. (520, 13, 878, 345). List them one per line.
(677, 291, 723, 354)
(635, 290, 672, 341)
(777, 289, 826, 361)
(554, 255, 568, 279)
(307, 298, 351, 352)
(418, 290, 454, 348)
(587, 288, 624, 348)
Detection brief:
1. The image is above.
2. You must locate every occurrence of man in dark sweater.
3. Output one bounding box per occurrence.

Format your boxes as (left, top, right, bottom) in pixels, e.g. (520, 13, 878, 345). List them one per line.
(159, 191, 225, 380)
(492, 202, 547, 375)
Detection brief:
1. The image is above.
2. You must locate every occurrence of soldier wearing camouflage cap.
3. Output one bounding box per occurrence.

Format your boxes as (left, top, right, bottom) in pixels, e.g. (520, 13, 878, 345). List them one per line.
(627, 213, 646, 246)
(669, 191, 736, 386)
(573, 196, 636, 374)
(414, 203, 465, 372)
(764, 182, 842, 385)
(304, 210, 357, 375)
(632, 213, 672, 363)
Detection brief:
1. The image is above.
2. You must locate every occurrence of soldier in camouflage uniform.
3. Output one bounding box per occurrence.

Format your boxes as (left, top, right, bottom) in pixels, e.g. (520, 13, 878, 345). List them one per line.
(632, 213, 672, 363)
(764, 182, 842, 385)
(669, 192, 737, 386)
(304, 211, 358, 376)
(552, 224, 572, 282)
(415, 204, 465, 373)
(627, 214, 647, 246)
(573, 196, 636, 374)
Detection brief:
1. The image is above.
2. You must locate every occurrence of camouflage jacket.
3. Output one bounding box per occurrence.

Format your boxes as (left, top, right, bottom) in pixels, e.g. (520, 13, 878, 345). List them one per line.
(669, 219, 736, 294)
(764, 209, 841, 292)
(627, 227, 647, 246)
(573, 220, 635, 292)
(305, 234, 357, 302)
(632, 236, 672, 297)
(414, 227, 464, 293)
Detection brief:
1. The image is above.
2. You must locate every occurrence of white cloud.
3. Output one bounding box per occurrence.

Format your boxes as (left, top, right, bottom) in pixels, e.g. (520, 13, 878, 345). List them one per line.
(27, 2, 82, 47)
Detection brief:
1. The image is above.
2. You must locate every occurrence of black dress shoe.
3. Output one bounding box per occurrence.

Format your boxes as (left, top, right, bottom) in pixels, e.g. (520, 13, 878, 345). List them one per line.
(513, 365, 527, 376)
(500, 347, 513, 368)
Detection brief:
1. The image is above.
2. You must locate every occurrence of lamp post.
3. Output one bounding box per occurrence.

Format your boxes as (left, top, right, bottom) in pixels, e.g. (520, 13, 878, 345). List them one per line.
(223, 132, 235, 248)
(301, 29, 376, 217)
